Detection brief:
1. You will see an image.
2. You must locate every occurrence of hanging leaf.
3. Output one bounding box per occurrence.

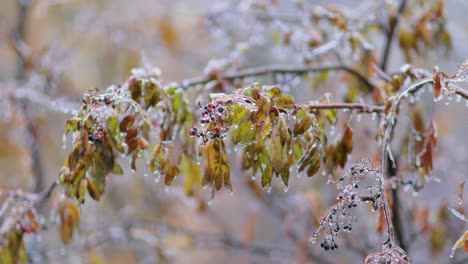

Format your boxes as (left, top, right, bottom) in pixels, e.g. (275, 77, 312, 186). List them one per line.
(459, 181, 466, 205)
(261, 163, 273, 187)
(231, 119, 255, 145)
(65, 117, 82, 134)
(119, 114, 135, 132)
(293, 110, 314, 136)
(433, 72, 443, 100)
(450, 230, 468, 258)
(181, 154, 202, 196)
(0, 231, 27, 264)
(59, 199, 80, 244)
(203, 139, 231, 192)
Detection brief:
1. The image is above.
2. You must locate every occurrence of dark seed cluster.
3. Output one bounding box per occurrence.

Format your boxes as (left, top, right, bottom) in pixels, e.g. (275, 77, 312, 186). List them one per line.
(189, 99, 229, 142)
(88, 117, 106, 144)
(311, 159, 383, 251)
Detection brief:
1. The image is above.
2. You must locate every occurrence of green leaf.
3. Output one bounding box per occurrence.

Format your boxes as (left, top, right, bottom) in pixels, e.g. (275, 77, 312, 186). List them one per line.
(261, 163, 273, 187)
(65, 117, 82, 134)
(293, 113, 314, 136)
(231, 119, 255, 145)
(112, 162, 123, 175)
(273, 93, 295, 109)
(107, 115, 118, 133)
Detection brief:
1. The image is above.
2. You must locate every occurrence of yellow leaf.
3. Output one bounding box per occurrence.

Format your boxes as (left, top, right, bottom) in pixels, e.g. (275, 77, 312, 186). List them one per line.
(451, 230, 468, 258)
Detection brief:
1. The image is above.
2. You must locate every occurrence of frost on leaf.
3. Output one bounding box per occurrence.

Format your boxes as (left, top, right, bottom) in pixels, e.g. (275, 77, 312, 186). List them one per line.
(364, 246, 410, 264)
(58, 199, 80, 245)
(203, 138, 231, 195)
(450, 230, 468, 258)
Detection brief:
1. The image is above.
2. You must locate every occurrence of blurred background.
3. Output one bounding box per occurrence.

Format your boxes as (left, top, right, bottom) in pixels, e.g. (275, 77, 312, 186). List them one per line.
(1, 0, 468, 263)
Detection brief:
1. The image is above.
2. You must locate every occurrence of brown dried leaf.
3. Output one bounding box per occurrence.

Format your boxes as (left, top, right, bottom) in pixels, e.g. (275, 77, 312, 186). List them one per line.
(119, 114, 135, 132)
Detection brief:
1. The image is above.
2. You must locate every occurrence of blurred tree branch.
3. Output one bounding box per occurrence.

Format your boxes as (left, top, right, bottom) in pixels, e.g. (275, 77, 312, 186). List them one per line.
(181, 64, 376, 92)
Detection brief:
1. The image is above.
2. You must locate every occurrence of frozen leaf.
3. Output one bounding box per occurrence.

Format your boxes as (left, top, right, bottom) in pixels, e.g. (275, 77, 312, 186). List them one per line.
(203, 139, 231, 192)
(293, 111, 314, 136)
(273, 93, 294, 109)
(231, 119, 255, 145)
(0, 231, 27, 264)
(298, 143, 320, 176)
(86, 178, 101, 201)
(65, 117, 81, 134)
(107, 115, 118, 133)
(261, 163, 273, 187)
(433, 72, 443, 99)
(450, 230, 468, 258)
(59, 199, 80, 244)
(119, 114, 135, 132)
(413, 110, 424, 133)
(181, 154, 202, 196)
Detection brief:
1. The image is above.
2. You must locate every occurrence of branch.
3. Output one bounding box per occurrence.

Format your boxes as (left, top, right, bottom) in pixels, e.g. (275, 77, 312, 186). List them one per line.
(380, 0, 407, 71)
(303, 102, 383, 113)
(12, 0, 47, 195)
(181, 64, 376, 92)
(379, 77, 433, 248)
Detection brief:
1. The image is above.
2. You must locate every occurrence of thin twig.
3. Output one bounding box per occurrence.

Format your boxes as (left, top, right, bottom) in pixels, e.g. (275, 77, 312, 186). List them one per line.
(303, 102, 383, 113)
(380, 0, 407, 72)
(379, 77, 433, 247)
(181, 64, 376, 92)
(12, 0, 46, 194)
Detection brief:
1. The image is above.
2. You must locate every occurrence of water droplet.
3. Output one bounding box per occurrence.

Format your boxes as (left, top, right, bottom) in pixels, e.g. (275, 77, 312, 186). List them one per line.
(356, 114, 362, 122)
(251, 176, 256, 181)
(234, 147, 238, 152)
(266, 186, 272, 193)
(465, 100, 468, 107)
(197, 161, 201, 165)
(330, 125, 335, 136)
(456, 94, 462, 102)
(308, 235, 317, 244)
(283, 186, 289, 192)
(62, 134, 67, 150)
(409, 95, 415, 104)
(342, 108, 349, 112)
(164, 186, 170, 192)
(131, 169, 136, 173)
(208, 200, 213, 206)
(371, 112, 377, 120)
(450, 247, 456, 258)
(144, 173, 148, 177)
